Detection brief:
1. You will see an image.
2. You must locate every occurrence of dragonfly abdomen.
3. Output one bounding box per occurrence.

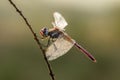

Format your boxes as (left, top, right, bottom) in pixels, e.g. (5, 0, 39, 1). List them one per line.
(74, 43, 96, 62)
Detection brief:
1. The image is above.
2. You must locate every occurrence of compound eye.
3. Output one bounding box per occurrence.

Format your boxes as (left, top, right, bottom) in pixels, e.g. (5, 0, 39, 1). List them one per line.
(40, 27, 48, 37)
(43, 28, 47, 33)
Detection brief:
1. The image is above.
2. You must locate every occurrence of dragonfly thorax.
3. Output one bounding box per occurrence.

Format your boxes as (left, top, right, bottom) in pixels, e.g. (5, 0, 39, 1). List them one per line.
(48, 29, 62, 38)
(40, 27, 62, 39)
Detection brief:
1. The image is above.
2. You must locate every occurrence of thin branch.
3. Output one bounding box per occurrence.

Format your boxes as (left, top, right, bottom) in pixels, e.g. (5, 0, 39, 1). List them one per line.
(8, 0, 55, 80)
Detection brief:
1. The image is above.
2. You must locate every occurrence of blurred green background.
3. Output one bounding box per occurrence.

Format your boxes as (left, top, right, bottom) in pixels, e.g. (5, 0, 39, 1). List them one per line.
(0, 0, 120, 80)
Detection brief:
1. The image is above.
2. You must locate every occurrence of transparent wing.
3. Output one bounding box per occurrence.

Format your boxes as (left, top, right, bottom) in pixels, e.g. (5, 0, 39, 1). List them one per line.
(52, 12, 68, 30)
(46, 34, 75, 61)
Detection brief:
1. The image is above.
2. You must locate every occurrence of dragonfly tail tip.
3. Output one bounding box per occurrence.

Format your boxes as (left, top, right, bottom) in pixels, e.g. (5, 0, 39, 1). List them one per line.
(93, 59, 97, 63)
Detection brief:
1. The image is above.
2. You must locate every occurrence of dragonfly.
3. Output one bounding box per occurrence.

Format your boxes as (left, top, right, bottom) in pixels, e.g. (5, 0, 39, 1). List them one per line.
(40, 12, 96, 62)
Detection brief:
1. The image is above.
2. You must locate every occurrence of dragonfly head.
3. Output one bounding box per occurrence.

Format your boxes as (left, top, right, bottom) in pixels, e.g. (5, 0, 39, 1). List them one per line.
(40, 27, 49, 38)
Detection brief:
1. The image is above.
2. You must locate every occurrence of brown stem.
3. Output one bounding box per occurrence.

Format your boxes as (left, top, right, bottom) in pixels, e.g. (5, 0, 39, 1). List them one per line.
(8, 0, 55, 80)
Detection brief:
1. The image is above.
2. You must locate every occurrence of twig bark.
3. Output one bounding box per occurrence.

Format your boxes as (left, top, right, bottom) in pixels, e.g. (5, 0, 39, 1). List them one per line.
(8, 0, 55, 80)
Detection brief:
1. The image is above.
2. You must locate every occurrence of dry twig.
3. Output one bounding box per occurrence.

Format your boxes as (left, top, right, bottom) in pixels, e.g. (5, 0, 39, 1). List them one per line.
(8, 0, 55, 80)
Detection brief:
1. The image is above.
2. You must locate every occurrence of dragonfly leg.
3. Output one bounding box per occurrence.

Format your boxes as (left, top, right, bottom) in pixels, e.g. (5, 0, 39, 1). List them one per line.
(37, 34, 47, 48)
(38, 35, 51, 48)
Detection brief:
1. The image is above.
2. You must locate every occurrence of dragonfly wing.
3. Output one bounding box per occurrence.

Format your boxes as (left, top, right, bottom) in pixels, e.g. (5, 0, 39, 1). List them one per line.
(46, 34, 75, 61)
(53, 12, 68, 30)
